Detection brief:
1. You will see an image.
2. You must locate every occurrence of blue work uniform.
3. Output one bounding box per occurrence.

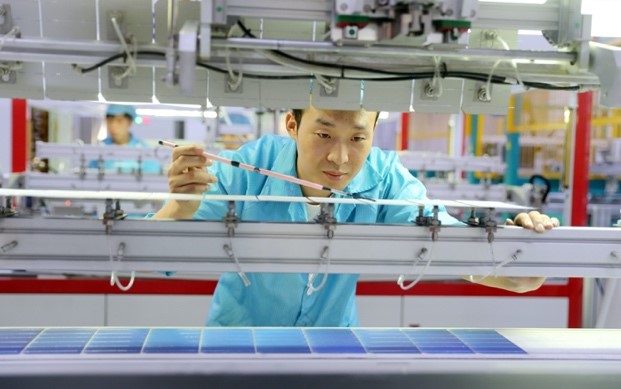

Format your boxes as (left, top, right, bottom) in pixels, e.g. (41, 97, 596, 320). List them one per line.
(88, 135, 161, 174)
(193, 135, 460, 327)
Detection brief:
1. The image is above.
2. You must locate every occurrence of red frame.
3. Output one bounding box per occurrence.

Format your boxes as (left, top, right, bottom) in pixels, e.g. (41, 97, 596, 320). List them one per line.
(11, 98, 27, 173)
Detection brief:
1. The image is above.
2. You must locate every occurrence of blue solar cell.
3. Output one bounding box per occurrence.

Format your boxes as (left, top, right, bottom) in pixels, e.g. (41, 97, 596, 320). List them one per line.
(354, 329, 420, 354)
(142, 328, 200, 354)
(305, 329, 366, 354)
(403, 329, 474, 354)
(201, 328, 255, 354)
(255, 328, 310, 354)
(0, 329, 42, 355)
(0, 327, 527, 356)
(451, 329, 526, 354)
(24, 329, 95, 354)
(85, 328, 149, 354)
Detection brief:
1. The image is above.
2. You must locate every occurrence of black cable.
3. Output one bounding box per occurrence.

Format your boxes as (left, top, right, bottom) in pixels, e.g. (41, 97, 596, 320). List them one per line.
(71, 21, 582, 92)
(235, 19, 581, 91)
(195, 61, 311, 80)
(73, 50, 166, 74)
(236, 19, 254, 38)
(73, 53, 125, 73)
(74, 50, 578, 90)
(522, 81, 580, 91)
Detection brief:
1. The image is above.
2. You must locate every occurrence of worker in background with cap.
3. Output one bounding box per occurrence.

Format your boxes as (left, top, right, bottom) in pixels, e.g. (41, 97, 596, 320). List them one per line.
(102, 104, 145, 147)
(90, 104, 161, 174)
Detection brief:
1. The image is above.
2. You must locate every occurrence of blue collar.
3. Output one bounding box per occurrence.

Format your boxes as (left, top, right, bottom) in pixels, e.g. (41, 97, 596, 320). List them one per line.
(103, 133, 141, 146)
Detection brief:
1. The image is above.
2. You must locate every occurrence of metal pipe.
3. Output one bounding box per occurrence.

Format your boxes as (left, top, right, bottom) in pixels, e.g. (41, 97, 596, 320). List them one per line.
(213, 37, 577, 63)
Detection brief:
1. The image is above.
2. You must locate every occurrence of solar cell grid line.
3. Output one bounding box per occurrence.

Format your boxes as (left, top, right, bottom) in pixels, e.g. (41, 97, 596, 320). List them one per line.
(23, 328, 96, 354)
(402, 329, 475, 354)
(254, 328, 311, 354)
(85, 328, 149, 354)
(142, 328, 201, 354)
(353, 329, 421, 354)
(450, 329, 527, 354)
(0, 328, 42, 355)
(200, 328, 255, 354)
(304, 329, 366, 354)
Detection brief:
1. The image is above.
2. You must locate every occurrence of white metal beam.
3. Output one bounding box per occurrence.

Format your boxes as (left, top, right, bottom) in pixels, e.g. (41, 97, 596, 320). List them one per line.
(0, 218, 619, 278)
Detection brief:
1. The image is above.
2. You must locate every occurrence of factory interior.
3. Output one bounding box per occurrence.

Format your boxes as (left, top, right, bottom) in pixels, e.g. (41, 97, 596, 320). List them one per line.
(1, 0, 621, 387)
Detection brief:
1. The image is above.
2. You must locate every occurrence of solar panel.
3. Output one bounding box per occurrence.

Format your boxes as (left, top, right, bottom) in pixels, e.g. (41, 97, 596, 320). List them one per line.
(24, 328, 95, 354)
(0, 329, 41, 355)
(84, 328, 149, 354)
(0, 328, 526, 356)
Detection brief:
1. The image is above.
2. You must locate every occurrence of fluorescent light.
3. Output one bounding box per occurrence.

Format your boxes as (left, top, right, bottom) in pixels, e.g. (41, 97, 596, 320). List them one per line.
(518, 30, 541, 35)
(479, 0, 546, 3)
(136, 108, 217, 119)
(378, 111, 389, 120)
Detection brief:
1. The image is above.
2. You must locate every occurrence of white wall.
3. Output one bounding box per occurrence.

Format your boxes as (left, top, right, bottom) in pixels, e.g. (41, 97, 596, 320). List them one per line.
(0, 294, 572, 328)
(0, 98, 12, 174)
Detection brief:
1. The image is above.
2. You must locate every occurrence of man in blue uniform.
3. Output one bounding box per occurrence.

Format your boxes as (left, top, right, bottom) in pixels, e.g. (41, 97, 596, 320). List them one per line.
(152, 106, 558, 326)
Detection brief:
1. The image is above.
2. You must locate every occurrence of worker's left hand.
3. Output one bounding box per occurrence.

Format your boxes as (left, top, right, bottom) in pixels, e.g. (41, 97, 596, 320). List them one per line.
(505, 210, 560, 233)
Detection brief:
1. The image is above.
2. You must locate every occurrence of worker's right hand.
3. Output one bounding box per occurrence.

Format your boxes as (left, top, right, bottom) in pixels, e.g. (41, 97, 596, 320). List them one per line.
(166, 145, 217, 216)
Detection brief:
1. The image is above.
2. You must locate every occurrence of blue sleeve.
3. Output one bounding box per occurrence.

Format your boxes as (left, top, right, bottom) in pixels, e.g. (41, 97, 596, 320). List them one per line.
(378, 154, 463, 226)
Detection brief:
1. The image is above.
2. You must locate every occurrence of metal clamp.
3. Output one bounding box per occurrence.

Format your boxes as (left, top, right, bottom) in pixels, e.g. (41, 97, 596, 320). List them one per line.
(0, 196, 16, 218)
(97, 155, 105, 180)
(223, 200, 238, 237)
(79, 153, 87, 179)
(316, 203, 336, 239)
(0, 240, 17, 253)
(102, 199, 127, 234)
(415, 205, 442, 241)
(466, 207, 497, 243)
(221, 200, 250, 286)
(136, 156, 143, 181)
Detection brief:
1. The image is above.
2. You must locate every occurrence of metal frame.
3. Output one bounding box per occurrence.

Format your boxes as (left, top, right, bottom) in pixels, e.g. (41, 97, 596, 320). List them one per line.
(0, 0, 614, 111)
(18, 172, 168, 192)
(1, 217, 619, 278)
(34, 141, 172, 164)
(399, 152, 505, 174)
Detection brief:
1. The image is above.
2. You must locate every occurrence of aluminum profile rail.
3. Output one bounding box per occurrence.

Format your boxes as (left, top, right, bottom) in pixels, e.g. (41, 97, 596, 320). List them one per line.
(0, 218, 619, 278)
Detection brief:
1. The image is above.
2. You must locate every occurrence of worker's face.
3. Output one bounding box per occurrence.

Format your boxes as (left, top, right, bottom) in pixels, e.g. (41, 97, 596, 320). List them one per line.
(285, 106, 376, 197)
(106, 115, 132, 145)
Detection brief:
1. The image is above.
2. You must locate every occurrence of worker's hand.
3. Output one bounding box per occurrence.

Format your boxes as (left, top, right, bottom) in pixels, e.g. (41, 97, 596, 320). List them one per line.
(505, 210, 560, 233)
(164, 145, 217, 217)
(168, 145, 216, 193)
(494, 210, 559, 292)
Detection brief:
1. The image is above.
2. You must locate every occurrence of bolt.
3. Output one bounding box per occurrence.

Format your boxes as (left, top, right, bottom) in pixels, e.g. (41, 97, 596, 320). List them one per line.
(478, 87, 491, 102)
(484, 30, 498, 40)
(424, 83, 437, 98)
(339, 2, 348, 11)
(471, 10, 477, 18)
(445, 8, 453, 16)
